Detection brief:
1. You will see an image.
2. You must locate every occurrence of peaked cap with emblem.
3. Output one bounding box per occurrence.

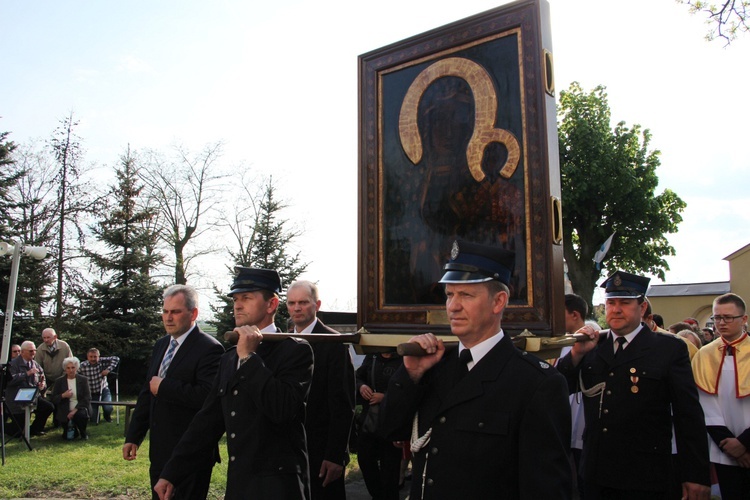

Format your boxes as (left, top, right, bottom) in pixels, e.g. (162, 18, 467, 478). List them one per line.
(601, 270, 650, 299)
(227, 266, 282, 297)
(439, 239, 514, 286)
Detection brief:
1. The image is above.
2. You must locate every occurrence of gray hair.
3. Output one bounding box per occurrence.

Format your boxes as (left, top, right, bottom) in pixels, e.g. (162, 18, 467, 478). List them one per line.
(164, 284, 199, 311)
(63, 356, 80, 370)
(41, 327, 57, 338)
(677, 329, 703, 350)
(288, 280, 319, 302)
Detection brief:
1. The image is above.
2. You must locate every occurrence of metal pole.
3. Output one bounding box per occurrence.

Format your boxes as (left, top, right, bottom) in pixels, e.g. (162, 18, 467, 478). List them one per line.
(1, 241, 22, 365)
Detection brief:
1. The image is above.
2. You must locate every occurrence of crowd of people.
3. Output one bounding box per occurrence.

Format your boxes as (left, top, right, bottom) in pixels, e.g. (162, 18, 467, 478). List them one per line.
(3, 242, 749, 500)
(3, 328, 119, 441)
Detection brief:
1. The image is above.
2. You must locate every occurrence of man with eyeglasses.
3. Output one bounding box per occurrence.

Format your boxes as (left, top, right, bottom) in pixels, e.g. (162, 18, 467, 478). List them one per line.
(692, 293, 750, 499)
(5, 341, 54, 437)
(10, 344, 22, 359)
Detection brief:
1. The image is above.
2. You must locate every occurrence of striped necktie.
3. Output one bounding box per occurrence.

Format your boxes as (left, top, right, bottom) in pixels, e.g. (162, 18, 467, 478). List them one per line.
(158, 339, 179, 378)
(28, 361, 36, 384)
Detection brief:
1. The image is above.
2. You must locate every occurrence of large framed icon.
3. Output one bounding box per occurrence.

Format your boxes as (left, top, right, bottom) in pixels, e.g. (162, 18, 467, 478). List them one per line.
(357, 0, 565, 337)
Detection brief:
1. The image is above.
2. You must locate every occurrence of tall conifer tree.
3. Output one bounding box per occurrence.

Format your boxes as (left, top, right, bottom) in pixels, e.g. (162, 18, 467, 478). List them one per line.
(80, 148, 163, 379)
(210, 177, 308, 335)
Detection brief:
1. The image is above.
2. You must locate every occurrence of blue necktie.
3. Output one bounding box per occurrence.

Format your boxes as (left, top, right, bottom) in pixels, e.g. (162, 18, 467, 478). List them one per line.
(159, 339, 178, 378)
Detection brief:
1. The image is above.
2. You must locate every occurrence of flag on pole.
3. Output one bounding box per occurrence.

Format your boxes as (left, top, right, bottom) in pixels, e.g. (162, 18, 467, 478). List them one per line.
(593, 232, 616, 270)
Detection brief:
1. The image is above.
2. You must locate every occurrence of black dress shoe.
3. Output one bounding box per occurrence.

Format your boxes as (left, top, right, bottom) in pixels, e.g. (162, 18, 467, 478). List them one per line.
(30, 430, 46, 436)
(80, 433, 89, 440)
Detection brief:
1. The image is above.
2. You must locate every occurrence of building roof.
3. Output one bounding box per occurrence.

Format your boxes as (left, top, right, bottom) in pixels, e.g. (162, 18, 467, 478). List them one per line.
(647, 281, 730, 297)
(724, 242, 750, 262)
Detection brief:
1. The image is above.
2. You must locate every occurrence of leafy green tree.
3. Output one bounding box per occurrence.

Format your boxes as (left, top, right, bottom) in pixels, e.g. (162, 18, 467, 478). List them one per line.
(79, 148, 164, 388)
(679, 0, 749, 43)
(558, 82, 686, 312)
(210, 176, 308, 335)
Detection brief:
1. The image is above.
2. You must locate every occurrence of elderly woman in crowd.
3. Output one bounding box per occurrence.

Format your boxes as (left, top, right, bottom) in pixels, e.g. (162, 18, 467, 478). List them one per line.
(51, 356, 93, 440)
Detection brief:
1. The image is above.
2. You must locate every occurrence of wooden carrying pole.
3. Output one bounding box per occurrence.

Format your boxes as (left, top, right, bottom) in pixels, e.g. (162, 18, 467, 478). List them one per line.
(223, 329, 588, 359)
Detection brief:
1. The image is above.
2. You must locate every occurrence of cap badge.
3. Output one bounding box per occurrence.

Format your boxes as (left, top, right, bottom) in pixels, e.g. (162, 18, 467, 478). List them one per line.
(450, 240, 460, 260)
(613, 275, 622, 287)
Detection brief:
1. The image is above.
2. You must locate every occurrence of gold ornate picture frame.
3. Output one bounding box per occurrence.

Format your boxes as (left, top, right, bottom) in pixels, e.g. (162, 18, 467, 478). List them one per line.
(358, 0, 564, 337)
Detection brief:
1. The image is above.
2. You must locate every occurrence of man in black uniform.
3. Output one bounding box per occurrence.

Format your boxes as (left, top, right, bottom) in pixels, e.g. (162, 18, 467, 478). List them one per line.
(557, 271, 710, 499)
(155, 267, 314, 500)
(379, 239, 572, 499)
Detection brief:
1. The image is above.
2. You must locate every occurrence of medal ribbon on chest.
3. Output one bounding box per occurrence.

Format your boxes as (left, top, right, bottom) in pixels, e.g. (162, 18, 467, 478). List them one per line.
(629, 367, 639, 394)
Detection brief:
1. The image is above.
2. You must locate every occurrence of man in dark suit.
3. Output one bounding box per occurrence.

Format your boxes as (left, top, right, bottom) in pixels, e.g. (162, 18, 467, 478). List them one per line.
(155, 267, 314, 500)
(288, 280, 355, 500)
(123, 284, 224, 499)
(557, 271, 711, 499)
(5, 341, 54, 437)
(379, 239, 572, 499)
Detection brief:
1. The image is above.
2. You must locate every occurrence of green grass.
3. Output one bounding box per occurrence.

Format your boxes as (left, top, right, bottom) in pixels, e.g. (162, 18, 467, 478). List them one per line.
(1, 411, 362, 499)
(0, 412, 229, 499)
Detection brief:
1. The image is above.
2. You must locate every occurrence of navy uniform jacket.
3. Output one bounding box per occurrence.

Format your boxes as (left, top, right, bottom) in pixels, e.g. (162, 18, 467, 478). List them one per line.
(380, 333, 572, 499)
(160, 336, 314, 500)
(556, 326, 710, 492)
(126, 325, 224, 474)
(304, 319, 355, 496)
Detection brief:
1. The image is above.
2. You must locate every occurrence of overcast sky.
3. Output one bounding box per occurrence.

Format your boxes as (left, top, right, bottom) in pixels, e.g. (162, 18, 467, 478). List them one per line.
(2, 0, 749, 312)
